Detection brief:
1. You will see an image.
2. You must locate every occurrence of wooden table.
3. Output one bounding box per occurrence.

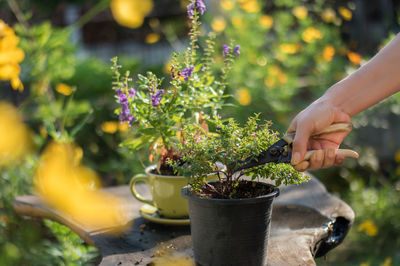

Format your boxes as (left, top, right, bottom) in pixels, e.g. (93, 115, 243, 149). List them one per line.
(13, 176, 354, 266)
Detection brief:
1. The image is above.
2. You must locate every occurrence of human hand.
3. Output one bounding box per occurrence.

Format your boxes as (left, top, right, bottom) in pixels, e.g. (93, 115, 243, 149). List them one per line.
(287, 98, 352, 171)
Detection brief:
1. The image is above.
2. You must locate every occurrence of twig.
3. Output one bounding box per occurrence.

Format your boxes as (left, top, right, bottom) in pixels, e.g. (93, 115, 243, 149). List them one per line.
(71, 0, 110, 28)
(7, 0, 29, 29)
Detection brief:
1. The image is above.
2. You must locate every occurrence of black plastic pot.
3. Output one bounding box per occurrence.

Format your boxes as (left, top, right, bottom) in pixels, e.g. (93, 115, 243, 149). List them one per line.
(182, 181, 279, 266)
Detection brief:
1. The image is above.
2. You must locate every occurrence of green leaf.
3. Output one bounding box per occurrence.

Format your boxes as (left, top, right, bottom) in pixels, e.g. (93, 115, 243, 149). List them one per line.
(120, 135, 155, 151)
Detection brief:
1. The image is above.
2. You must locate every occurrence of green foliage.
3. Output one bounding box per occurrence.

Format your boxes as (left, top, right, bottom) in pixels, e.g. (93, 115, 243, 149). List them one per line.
(174, 114, 307, 195)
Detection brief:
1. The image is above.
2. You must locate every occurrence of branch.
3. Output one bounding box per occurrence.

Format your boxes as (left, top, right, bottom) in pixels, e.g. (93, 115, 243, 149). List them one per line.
(7, 0, 29, 29)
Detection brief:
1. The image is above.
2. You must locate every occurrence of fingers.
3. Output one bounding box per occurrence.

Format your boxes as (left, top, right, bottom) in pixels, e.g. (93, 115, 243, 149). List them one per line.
(291, 123, 313, 165)
(293, 161, 310, 172)
(293, 148, 344, 171)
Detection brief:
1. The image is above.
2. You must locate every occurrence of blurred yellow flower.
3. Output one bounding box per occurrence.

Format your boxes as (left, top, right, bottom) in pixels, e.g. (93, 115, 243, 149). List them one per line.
(338, 7, 352, 21)
(360, 262, 370, 266)
(302, 27, 323, 43)
(256, 56, 267, 66)
(0, 102, 33, 167)
(237, 88, 251, 106)
(35, 141, 131, 230)
(118, 121, 130, 132)
(264, 76, 276, 87)
(292, 6, 308, 20)
(277, 72, 288, 84)
(322, 45, 335, 62)
(145, 33, 160, 44)
(259, 15, 273, 29)
(39, 124, 48, 138)
(0, 20, 24, 91)
(269, 65, 281, 76)
(321, 8, 336, 23)
(110, 0, 153, 29)
(240, 0, 260, 13)
(101, 121, 119, 134)
(347, 51, 362, 65)
(221, 0, 234, 10)
(357, 220, 378, 236)
(279, 43, 302, 54)
(163, 61, 172, 74)
(395, 150, 400, 163)
(56, 83, 73, 96)
(211, 17, 227, 32)
(231, 16, 244, 28)
(380, 257, 392, 266)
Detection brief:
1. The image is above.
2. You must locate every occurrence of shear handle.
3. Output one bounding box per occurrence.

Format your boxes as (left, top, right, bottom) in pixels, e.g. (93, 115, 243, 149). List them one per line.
(282, 122, 353, 144)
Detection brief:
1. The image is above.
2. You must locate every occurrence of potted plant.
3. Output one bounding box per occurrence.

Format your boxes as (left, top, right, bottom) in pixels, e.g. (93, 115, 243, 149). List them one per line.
(174, 114, 308, 265)
(110, 0, 239, 219)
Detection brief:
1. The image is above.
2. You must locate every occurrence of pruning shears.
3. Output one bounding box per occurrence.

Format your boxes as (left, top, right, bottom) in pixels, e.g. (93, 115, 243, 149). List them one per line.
(233, 122, 359, 172)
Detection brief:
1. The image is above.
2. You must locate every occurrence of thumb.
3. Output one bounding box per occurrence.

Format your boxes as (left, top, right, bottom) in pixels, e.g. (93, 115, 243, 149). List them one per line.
(291, 124, 313, 165)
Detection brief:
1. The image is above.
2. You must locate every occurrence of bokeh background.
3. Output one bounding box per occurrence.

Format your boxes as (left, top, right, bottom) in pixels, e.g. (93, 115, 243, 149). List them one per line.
(1, 0, 400, 265)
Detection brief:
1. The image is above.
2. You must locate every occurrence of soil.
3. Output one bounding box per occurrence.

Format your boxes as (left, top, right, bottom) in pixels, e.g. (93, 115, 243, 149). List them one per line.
(194, 180, 275, 199)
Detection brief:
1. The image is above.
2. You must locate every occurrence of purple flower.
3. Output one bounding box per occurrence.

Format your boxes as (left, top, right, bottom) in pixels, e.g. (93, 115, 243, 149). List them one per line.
(187, 0, 206, 19)
(181, 66, 194, 81)
(233, 45, 240, 57)
(117, 89, 135, 125)
(196, 0, 206, 15)
(129, 88, 136, 99)
(222, 44, 229, 57)
(151, 89, 164, 107)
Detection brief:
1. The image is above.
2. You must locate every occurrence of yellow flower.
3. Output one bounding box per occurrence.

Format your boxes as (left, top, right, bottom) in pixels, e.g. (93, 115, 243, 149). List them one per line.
(145, 33, 160, 44)
(380, 257, 392, 266)
(264, 76, 276, 87)
(56, 83, 73, 96)
(339, 7, 352, 21)
(110, 0, 153, 29)
(118, 121, 130, 132)
(259, 15, 273, 29)
(302, 27, 323, 43)
(360, 262, 370, 266)
(237, 88, 251, 106)
(279, 43, 302, 54)
(101, 121, 119, 134)
(0, 102, 33, 167)
(35, 141, 131, 231)
(322, 45, 335, 62)
(163, 61, 172, 74)
(292, 6, 308, 20)
(378, 257, 392, 266)
(220, 0, 234, 10)
(357, 220, 378, 236)
(0, 20, 24, 91)
(240, 0, 260, 13)
(347, 51, 362, 65)
(269, 65, 281, 76)
(231, 16, 244, 28)
(321, 8, 336, 23)
(395, 150, 400, 163)
(277, 72, 288, 84)
(211, 17, 227, 32)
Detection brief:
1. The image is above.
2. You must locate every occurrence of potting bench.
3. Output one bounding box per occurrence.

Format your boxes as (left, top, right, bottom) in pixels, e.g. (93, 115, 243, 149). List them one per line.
(13, 176, 354, 265)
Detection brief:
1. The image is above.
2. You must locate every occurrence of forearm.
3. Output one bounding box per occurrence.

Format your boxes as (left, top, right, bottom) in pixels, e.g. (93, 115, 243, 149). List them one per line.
(321, 34, 400, 117)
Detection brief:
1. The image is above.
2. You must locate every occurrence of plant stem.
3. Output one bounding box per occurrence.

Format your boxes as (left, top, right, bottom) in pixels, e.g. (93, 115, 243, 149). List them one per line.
(71, 0, 110, 28)
(7, 0, 29, 29)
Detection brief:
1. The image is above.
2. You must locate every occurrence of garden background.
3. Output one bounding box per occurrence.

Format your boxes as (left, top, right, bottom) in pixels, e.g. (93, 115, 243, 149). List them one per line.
(1, 0, 400, 265)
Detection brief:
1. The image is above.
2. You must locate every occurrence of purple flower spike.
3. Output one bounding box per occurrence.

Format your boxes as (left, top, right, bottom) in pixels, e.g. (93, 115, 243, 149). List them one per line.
(196, 0, 206, 15)
(182, 66, 195, 81)
(234, 45, 240, 57)
(151, 89, 164, 107)
(117, 89, 135, 125)
(129, 88, 136, 99)
(187, 0, 206, 19)
(187, 2, 195, 19)
(222, 44, 229, 57)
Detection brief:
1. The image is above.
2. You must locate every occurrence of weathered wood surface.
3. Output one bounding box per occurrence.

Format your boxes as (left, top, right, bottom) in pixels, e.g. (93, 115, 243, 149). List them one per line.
(13, 176, 354, 266)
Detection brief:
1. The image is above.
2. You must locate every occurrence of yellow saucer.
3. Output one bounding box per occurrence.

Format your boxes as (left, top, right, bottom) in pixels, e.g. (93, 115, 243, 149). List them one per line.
(139, 204, 190, 226)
